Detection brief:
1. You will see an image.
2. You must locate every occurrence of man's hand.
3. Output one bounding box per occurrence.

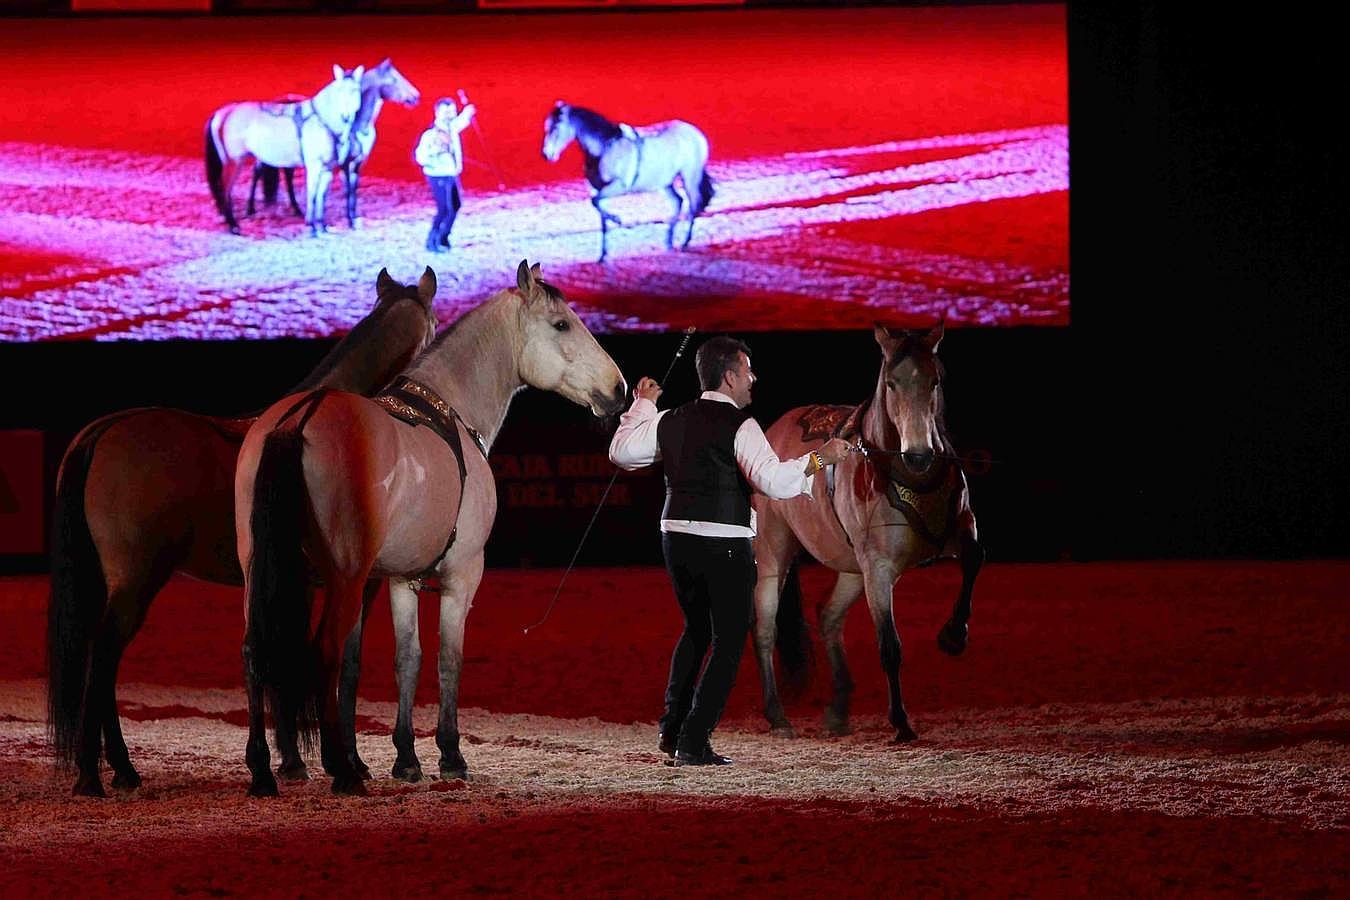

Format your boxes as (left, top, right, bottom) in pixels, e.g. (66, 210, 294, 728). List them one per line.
(633, 376, 662, 405)
(816, 437, 851, 466)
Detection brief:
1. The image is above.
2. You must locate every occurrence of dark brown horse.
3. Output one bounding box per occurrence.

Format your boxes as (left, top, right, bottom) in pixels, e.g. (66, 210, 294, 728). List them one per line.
(751, 323, 982, 743)
(235, 261, 626, 796)
(47, 268, 438, 797)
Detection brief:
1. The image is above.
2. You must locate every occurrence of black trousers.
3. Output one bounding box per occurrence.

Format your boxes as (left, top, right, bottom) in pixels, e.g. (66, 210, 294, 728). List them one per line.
(658, 531, 755, 751)
(426, 175, 462, 249)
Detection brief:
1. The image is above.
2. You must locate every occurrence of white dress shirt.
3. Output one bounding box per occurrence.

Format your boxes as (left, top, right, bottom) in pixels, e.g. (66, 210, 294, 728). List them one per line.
(608, 390, 817, 538)
(414, 108, 473, 177)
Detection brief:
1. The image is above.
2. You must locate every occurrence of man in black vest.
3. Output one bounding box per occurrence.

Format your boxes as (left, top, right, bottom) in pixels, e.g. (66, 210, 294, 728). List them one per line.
(609, 336, 850, 766)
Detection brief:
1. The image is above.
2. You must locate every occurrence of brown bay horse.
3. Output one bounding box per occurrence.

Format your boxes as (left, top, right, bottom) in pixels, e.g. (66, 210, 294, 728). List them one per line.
(751, 323, 983, 743)
(235, 261, 626, 796)
(47, 268, 438, 797)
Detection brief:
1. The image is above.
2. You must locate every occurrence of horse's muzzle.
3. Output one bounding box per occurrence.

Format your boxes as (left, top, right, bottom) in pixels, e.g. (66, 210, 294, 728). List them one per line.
(592, 383, 627, 417)
(902, 449, 934, 472)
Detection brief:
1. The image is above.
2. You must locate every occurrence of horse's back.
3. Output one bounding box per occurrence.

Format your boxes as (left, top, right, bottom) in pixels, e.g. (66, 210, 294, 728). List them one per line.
(214, 101, 304, 169)
(82, 407, 247, 585)
(238, 391, 470, 578)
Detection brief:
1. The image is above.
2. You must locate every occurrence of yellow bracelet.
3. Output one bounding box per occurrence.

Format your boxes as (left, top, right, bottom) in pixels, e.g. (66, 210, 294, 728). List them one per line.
(809, 451, 823, 474)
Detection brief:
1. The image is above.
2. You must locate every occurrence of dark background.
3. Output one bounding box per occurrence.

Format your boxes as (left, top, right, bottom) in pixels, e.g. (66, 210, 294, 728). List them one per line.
(0, 2, 1344, 568)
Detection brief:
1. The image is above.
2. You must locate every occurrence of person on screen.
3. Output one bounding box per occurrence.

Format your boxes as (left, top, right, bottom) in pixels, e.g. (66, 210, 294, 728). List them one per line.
(414, 96, 475, 253)
(608, 336, 851, 766)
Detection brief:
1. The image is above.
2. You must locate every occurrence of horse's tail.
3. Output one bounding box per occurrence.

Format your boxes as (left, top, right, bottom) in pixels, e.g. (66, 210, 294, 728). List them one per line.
(46, 417, 126, 766)
(242, 422, 319, 751)
(775, 561, 814, 698)
(204, 118, 229, 219)
(696, 171, 716, 216)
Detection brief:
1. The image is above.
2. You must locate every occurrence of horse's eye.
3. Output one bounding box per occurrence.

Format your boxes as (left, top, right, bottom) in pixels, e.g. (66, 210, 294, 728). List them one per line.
(553, 320, 570, 332)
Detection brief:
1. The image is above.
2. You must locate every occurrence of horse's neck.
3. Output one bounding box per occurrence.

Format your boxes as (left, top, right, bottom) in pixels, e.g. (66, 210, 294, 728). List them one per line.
(292, 303, 417, 394)
(573, 111, 617, 157)
(354, 91, 383, 134)
(407, 295, 524, 450)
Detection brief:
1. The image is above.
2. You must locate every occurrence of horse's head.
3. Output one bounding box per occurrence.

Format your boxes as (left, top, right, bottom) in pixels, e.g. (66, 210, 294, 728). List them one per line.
(375, 266, 439, 353)
(514, 259, 626, 416)
(873, 321, 946, 474)
(320, 63, 365, 129)
(542, 101, 576, 162)
(371, 58, 420, 108)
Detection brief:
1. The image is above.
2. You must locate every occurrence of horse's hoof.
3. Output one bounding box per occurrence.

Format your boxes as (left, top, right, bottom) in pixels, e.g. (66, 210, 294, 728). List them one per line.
(438, 766, 469, 782)
(275, 762, 309, 783)
(228, 225, 242, 236)
(891, 722, 920, 744)
(72, 774, 106, 798)
(331, 775, 368, 796)
(937, 620, 968, 656)
(111, 768, 142, 791)
(770, 723, 796, 739)
(391, 761, 424, 784)
(822, 711, 852, 736)
(248, 775, 280, 798)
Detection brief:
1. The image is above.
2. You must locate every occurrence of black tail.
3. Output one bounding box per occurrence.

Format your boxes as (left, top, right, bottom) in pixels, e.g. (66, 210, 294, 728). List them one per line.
(204, 120, 230, 221)
(46, 419, 125, 766)
(696, 171, 715, 215)
(243, 425, 319, 751)
(775, 562, 814, 698)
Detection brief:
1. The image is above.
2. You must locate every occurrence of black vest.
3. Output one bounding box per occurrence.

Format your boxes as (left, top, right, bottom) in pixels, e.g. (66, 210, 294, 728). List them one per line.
(657, 399, 754, 526)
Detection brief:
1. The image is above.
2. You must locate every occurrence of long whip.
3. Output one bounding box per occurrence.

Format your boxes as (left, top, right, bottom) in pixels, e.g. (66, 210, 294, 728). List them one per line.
(523, 326, 697, 635)
(457, 89, 507, 191)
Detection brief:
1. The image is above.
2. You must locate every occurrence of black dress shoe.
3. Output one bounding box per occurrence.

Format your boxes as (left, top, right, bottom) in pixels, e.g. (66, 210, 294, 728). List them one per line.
(658, 733, 678, 758)
(673, 744, 732, 767)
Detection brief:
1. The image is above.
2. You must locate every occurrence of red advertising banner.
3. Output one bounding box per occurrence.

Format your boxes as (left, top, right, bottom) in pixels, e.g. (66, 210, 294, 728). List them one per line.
(0, 431, 44, 556)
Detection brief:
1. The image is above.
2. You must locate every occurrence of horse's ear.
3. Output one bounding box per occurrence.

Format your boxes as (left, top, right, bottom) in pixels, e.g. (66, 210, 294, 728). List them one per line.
(332, 63, 344, 82)
(873, 323, 899, 354)
(922, 318, 945, 351)
(529, 262, 542, 281)
(554, 99, 566, 109)
(351, 65, 365, 82)
(379, 58, 392, 71)
(376, 267, 396, 295)
(417, 266, 437, 304)
(516, 259, 533, 295)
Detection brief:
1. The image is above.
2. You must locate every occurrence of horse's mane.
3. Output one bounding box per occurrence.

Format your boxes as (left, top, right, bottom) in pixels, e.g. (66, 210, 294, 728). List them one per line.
(421, 280, 567, 355)
(289, 292, 421, 393)
(567, 106, 623, 142)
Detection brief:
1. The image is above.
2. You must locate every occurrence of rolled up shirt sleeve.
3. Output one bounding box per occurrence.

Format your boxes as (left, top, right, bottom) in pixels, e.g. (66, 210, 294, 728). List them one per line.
(734, 417, 816, 500)
(608, 397, 665, 470)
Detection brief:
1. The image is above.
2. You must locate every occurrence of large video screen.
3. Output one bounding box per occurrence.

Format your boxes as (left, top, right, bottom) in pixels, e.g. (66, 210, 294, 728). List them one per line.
(0, 4, 1065, 340)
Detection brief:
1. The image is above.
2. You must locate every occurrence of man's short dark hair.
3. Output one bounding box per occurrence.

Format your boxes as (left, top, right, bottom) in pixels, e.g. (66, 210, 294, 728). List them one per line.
(696, 336, 751, 391)
(435, 97, 457, 111)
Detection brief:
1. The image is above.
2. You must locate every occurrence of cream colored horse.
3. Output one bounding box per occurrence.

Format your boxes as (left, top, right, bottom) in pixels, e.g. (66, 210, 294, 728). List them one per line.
(234, 261, 627, 795)
(206, 64, 363, 236)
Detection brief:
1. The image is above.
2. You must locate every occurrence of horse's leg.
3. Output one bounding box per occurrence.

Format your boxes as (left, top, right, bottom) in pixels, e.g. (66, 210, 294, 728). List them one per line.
(344, 162, 361, 229)
(74, 562, 172, 796)
(938, 512, 981, 656)
(220, 159, 243, 235)
(751, 510, 801, 737)
(681, 167, 707, 249)
(862, 561, 917, 743)
(389, 578, 424, 782)
(591, 196, 613, 263)
(316, 579, 368, 795)
(242, 632, 278, 797)
(284, 168, 302, 217)
(246, 165, 261, 217)
(336, 580, 379, 780)
(306, 165, 333, 237)
(664, 185, 683, 251)
(820, 572, 865, 735)
(435, 555, 483, 781)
